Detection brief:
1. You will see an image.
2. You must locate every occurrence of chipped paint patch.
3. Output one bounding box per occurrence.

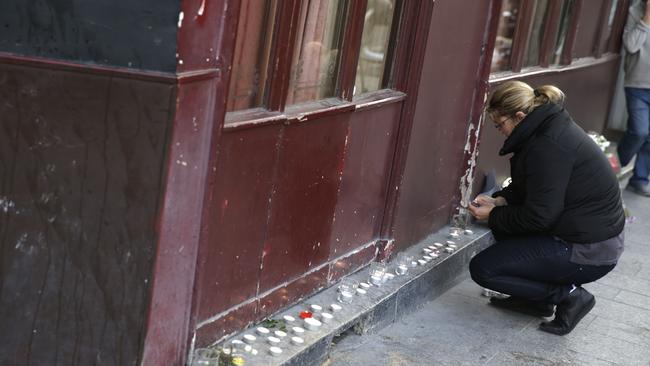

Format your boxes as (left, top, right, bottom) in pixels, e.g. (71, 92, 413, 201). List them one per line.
(177, 11, 184, 28)
(198, 0, 206, 16)
(0, 196, 15, 213)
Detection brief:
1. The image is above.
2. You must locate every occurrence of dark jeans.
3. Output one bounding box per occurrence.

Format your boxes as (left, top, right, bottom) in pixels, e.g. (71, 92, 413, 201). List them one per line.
(618, 87, 650, 185)
(469, 235, 615, 304)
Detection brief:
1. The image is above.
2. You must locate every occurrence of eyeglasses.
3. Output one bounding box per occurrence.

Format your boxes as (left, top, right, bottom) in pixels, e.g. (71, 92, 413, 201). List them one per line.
(493, 116, 513, 130)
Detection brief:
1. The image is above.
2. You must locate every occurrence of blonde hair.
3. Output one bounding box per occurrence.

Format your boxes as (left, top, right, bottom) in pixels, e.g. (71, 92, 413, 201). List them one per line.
(486, 81, 565, 119)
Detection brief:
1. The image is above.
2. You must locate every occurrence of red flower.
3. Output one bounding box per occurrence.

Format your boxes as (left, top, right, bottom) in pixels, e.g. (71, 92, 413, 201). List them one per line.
(299, 311, 312, 319)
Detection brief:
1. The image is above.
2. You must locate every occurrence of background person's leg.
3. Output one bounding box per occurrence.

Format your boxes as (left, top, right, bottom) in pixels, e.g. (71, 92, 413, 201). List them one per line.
(618, 88, 649, 167)
(630, 90, 650, 188)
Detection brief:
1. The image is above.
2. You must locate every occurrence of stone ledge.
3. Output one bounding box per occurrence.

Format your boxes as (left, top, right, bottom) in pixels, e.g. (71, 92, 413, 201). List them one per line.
(205, 224, 494, 366)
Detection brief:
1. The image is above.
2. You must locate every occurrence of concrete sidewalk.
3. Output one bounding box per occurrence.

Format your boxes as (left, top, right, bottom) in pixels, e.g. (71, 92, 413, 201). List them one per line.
(327, 188, 650, 366)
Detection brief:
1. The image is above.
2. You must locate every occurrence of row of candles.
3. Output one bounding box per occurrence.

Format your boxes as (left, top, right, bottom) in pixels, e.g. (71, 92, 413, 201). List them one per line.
(192, 227, 474, 365)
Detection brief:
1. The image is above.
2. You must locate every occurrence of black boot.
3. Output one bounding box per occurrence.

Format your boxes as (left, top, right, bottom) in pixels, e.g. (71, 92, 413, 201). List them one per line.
(539, 287, 595, 335)
(489, 296, 555, 317)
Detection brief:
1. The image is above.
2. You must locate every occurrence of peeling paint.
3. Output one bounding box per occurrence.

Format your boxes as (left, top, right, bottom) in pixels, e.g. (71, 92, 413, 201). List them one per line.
(177, 11, 184, 28)
(198, 0, 206, 16)
(0, 196, 15, 213)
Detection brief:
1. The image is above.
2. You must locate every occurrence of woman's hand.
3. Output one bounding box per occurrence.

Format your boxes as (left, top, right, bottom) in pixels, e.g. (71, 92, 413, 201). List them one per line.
(468, 195, 497, 221)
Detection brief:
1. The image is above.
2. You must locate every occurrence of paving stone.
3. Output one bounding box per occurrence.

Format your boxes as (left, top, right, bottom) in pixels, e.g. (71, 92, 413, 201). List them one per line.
(484, 349, 617, 366)
(597, 271, 650, 296)
(586, 316, 650, 348)
(613, 289, 650, 311)
(582, 282, 621, 300)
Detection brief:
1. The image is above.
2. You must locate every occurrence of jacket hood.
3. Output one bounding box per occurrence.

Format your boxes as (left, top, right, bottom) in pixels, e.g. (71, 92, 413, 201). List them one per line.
(499, 103, 565, 155)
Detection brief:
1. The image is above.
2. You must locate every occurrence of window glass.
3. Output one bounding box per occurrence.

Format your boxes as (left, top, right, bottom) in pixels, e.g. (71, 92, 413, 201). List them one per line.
(286, 0, 346, 105)
(552, 0, 574, 65)
(491, 0, 521, 73)
(354, 0, 398, 96)
(524, 0, 549, 67)
(226, 0, 277, 112)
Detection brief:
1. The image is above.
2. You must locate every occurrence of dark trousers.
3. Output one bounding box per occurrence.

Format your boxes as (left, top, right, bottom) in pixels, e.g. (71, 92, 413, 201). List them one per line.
(469, 235, 615, 304)
(618, 87, 650, 185)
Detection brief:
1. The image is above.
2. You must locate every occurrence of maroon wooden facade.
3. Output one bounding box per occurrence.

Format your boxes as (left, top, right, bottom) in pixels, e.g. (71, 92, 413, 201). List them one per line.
(0, 0, 628, 365)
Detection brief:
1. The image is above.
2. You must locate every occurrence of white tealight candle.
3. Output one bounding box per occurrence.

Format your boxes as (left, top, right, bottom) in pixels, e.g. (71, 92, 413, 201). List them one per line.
(423, 248, 432, 254)
(445, 247, 455, 253)
(464, 229, 474, 235)
(370, 274, 383, 286)
(423, 255, 432, 262)
(418, 259, 427, 266)
(291, 336, 304, 346)
(267, 336, 281, 345)
(310, 304, 323, 313)
(446, 240, 456, 246)
(359, 282, 372, 289)
(269, 346, 283, 356)
(434, 242, 444, 248)
(243, 334, 256, 344)
(320, 312, 334, 323)
(384, 273, 395, 281)
(303, 317, 322, 330)
(330, 303, 342, 312)
(274, 330, 287, 338)
(356, 288, 367, 295)
(292, 326, 305, 335)
(256, 327, 270, 336)
(395, 264, 408, 275)
(283, 315, 296, 323)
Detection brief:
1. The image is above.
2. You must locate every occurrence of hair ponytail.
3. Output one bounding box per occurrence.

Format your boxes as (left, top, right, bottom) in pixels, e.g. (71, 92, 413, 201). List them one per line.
(487, 81, 565, 118)
(532, 85, 565, 107)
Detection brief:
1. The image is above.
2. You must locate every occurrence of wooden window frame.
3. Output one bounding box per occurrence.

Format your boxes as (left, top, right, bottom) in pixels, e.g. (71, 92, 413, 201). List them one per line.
(510, 0, 537, 72)
(539, 0, 564, 67)
(496, 0, 622, 73)
(224, 0, 411, 130)
(607, 0, 630, 54)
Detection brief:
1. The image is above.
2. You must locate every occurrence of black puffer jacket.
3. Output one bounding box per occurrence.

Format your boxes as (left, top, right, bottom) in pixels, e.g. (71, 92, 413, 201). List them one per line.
(489, 103, 625, 243)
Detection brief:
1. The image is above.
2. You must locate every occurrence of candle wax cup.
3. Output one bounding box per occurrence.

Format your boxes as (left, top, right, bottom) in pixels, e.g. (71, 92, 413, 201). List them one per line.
(356, 288, 367, 295)
(359, 282, 372, 289)
(370, 274, 383, 285)
(320, 312, 334, 323)
(304, 317, 322, 330)
(243, 334, 256, 344)
(267, 336, 281, 345)
(330, 303, 342, 312)
(418, 259, 427, 265)
(291, 336, 304, 345)
(256, 327, 270, 335)
(274, 330, 287, 338)
(283, 315, 296, 322)
(310, 304, 323, 313)
(269, 346, 283, 356)
(292, 326, 305, 335)
(395, 264, 408, 275)
(337, 290, 354, 304)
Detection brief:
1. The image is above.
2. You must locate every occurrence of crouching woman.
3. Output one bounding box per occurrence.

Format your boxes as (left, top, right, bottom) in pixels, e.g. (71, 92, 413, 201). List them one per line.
(468, 81, 625, 335)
